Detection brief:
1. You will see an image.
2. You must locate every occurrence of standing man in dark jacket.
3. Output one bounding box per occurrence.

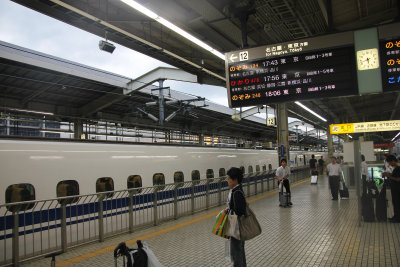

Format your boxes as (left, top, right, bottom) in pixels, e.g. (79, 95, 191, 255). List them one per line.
(226, 167, 246, 267)
(318, 156, 325, 173)
(383, 155, 400, 222)
(309, 154, 318, 175)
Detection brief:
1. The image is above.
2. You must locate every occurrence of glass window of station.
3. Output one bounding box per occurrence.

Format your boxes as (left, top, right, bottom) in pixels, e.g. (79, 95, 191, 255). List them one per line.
(127, 175, 143, 193)
(96, 177, 114, 198)
(5, 183, 35, 212)
(153, 173, 166, 189)
(206, 169, 214, 179)
(174, 171, 184, 187)
(192, 170, 200, 184)
(57, 180, 79, 204)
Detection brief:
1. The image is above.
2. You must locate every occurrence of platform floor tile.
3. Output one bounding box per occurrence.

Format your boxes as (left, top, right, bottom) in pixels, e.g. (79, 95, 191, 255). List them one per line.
(23, 176, 400, 267)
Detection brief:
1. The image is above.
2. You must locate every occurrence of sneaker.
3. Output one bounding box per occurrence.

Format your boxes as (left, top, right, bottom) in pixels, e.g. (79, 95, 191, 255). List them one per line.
(289, 202, 293, 206)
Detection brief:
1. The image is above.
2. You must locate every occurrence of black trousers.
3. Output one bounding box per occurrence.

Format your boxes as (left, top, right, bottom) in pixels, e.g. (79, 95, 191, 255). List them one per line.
(362, 175, 367, 195)
(230, 237, 246, 267)
(278, 179, 291, 194)
(329, 175, 340, 199)
(391, 184, 400, 219)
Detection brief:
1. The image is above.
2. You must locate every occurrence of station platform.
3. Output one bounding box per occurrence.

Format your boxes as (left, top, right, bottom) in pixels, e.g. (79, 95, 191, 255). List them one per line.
(23, 175, 400, 267)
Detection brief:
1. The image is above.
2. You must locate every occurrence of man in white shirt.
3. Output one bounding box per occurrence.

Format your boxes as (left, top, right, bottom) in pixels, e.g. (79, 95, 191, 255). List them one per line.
(384, 154, 393, 174)
(325, 156, 343, 200)
(275, 158, 292, 205)
(361, 154, 369, 194)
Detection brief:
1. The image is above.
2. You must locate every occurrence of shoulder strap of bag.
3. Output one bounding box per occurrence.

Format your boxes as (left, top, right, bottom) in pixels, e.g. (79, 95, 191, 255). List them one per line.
(232, 189, 248, 216)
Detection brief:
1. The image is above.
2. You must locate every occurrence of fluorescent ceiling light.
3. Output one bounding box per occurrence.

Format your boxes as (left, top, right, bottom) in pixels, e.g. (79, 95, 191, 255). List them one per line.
(294, 101, 327, 122)
(7, 107, 54, 116)
(392, 131, 400, 142)
(40, 130, 74, 134)
(120, 0, 225, 60)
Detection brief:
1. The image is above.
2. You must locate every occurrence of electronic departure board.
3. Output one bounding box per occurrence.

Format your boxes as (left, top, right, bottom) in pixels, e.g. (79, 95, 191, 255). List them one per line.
(226, 46, 357, 108)
(225, 32, 358, 108)
(380, 37, 400, 92)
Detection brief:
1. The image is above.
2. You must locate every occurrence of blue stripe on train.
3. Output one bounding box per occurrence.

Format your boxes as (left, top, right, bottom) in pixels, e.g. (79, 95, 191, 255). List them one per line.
(0, 174, 275, 239)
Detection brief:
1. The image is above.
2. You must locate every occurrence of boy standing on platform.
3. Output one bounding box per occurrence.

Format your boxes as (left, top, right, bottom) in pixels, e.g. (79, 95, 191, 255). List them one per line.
(325, 156, 343, 200)
(275, 158, 292, 205)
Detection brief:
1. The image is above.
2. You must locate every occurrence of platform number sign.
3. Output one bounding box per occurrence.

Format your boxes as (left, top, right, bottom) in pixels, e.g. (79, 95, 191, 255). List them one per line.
(267, 117, 276, 126)
(239, 51, 248, 61)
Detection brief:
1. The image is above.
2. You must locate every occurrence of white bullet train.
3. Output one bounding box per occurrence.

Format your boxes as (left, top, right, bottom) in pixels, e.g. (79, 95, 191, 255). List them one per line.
(0, 138, 328, 205)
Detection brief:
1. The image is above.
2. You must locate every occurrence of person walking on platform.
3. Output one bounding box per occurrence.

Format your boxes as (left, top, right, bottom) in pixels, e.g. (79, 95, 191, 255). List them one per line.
(318, 156, 325, 174)
(226, 167, 247, 267)
(383, 155, 400, 223)
(361, 154, 369, 194)
(275, 158, 292, 205)
(309, 154, 318, 175)
(326, 156, 343, 200)
(384, 154, 393, 174)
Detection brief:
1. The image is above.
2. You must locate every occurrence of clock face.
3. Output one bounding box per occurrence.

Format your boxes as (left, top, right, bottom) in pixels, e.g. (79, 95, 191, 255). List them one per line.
(357, 48, 379, 70)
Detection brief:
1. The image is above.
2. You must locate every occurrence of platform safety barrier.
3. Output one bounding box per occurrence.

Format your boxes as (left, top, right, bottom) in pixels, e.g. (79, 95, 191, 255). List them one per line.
(0, 167, 310, 266)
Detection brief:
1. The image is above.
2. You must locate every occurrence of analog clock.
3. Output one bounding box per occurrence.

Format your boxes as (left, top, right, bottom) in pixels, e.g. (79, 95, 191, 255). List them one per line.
(356, 48, 379, 70)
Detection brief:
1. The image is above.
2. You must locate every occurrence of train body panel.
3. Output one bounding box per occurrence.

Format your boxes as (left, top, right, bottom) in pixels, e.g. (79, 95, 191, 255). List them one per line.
(0, 139, 327, 204)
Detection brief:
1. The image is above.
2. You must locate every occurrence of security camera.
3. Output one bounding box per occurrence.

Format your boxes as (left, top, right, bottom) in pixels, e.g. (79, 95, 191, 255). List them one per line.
(99, 40, 116, 53)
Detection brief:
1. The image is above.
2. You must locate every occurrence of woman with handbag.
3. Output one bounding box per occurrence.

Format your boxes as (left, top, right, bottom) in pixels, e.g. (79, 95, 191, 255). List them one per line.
(226, 167, 247, 267)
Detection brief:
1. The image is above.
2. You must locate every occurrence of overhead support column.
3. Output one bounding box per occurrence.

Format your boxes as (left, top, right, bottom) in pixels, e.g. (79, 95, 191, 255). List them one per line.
(158, 79, 165, 126)
(277, 103, 289, 164)
(199, 133, 204, 146)
(327, 127, 333, 158)
(74, 120, 83, 139)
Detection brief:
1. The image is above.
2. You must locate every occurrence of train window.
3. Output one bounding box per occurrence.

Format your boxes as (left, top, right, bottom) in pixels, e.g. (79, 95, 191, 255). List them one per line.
(219, 168, 226, 177)
(57, 180, 79, 204)
(153, 173, 165, 190)
(127, 175, 142, 194)
(248, 166, 253, 174)
(206, 169, 214, 179)
(240, 166, 245, 174)
(192, 170, 200, 185)
(262, 165, 267, 171)
(174, 171, 184, 187)
(5, 183, 35, 212)
(256, 165, 260, 172)
(268, 164, 273, 171)
(96, 177, 114, 198)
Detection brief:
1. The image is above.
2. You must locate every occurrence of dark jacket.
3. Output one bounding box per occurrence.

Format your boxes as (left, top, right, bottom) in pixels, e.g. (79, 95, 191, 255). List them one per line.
(229, 184, 246, 216)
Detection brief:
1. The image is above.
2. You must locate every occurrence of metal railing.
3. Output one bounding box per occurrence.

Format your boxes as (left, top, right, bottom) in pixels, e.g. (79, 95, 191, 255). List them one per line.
(0, 167, 310, 266)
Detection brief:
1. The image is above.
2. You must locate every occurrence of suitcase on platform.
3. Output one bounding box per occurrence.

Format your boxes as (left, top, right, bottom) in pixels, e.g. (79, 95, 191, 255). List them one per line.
(361, 192, 375, 222)
(375, 180, 387, 222)
(339, 183, 349, 199)
(311, 175, 318, 184)
(114, 240, 148, 267)
(279, 184, 290, 207)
